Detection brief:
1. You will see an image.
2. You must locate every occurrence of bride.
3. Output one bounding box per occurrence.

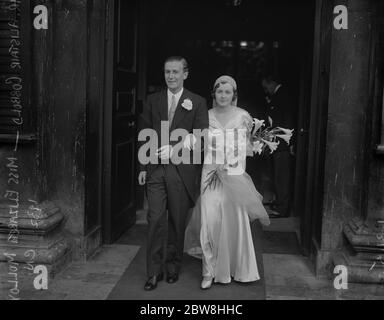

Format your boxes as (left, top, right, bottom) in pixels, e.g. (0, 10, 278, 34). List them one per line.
(184, 75, 270, 289)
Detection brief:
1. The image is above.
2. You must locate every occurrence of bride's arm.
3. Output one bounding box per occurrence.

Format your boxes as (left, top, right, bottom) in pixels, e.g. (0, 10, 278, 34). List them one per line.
(227, 112, 253, 166)
(243, 112, 254, 157)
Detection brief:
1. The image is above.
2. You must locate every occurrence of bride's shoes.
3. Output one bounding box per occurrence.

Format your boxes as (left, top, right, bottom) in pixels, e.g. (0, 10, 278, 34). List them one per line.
(201, 276, 213, 290)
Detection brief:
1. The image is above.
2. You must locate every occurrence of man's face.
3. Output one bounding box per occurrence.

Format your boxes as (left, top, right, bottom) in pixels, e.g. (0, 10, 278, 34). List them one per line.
(164, 61, 188, 93)
(262, 79, 275, 96)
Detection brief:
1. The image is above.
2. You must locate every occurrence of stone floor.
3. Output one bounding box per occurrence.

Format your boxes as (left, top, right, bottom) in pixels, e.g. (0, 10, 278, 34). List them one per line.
(264, 253, 384, 300)
(2, 244, 140, 300)
(2, 215, 383, 300)
(3, 246, 383, 300)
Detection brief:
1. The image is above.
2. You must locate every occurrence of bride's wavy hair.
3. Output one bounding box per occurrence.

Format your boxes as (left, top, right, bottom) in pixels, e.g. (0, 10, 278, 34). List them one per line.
(211, 81, 238, 102)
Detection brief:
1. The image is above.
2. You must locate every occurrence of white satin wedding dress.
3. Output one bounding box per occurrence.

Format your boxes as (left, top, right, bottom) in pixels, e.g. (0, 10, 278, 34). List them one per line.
(184, 107, 270, 283)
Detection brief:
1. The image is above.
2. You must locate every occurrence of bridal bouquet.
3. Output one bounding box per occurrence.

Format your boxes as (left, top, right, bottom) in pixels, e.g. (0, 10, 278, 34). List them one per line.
(203, 116, 294, 193)
(250, 116, 294, 155)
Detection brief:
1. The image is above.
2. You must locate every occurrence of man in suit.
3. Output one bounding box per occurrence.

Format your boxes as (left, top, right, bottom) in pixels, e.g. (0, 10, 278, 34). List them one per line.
(138, 56, 209, 291)
(261, 75, 295, 218)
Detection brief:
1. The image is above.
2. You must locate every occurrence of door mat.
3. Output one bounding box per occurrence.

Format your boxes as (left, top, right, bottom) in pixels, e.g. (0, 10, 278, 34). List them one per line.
(108, 223, 266, 300)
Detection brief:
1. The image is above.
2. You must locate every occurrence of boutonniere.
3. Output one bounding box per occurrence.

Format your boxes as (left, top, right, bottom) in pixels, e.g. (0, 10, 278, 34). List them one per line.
(181, 98, 193, 111)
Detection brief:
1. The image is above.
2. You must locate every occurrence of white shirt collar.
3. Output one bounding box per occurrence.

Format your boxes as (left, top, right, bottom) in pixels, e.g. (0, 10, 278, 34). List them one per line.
(167, 88, 184, 101)
(167, 88, 184, 111)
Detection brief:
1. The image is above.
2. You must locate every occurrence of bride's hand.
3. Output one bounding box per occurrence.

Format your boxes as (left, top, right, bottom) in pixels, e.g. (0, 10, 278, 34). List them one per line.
(155, 145, 174, 160)
(183, 133, 197, 151)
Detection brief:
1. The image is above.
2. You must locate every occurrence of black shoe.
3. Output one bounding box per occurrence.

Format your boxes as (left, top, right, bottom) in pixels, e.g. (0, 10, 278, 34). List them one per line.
(144, 273, 163, 291)
(268, 204, 289, 218)
(268, 203, 277, 210)
(166, 272, 179, 284)
(267, 208, 281, 218)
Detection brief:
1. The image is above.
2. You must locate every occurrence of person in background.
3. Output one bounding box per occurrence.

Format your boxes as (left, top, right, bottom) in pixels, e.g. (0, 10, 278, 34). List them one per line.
(261, 75, 295, 218)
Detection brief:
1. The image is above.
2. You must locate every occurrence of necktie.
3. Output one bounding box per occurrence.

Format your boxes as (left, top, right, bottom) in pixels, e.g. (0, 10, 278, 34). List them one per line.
(168, 94, 177, 126)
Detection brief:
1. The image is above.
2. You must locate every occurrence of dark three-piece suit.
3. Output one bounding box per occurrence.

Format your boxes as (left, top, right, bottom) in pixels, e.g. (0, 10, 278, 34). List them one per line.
(138, 88, 209, 277)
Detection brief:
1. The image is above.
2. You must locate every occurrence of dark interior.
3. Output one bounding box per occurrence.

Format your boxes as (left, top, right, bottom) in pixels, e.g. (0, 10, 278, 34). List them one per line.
(144, 0, 316, 213)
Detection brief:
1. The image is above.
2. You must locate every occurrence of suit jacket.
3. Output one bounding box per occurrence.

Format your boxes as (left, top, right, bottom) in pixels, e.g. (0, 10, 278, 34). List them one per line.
(137, 88, 209, 201)
(264, 85, 295, 152)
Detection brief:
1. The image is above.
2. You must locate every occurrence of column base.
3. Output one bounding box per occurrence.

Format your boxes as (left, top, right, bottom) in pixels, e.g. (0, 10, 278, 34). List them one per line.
(0, 201, 73, 282)
(333, 249, 384, 284)
(332, 217, 384, 284)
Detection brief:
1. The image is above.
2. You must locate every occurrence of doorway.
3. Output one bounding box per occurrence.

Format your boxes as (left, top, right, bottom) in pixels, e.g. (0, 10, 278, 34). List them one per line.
(101, 0, 323, 257)
(102, 0, 143, 243)
(143, 0, 316, 253)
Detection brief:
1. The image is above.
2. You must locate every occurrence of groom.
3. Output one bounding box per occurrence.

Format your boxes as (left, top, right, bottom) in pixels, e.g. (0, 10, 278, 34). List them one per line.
(138, 56, 208, 291)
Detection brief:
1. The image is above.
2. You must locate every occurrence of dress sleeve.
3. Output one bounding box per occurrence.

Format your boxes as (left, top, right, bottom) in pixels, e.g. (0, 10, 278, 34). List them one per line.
(242, 111, 254, 157)
(242, 111, 253, 133)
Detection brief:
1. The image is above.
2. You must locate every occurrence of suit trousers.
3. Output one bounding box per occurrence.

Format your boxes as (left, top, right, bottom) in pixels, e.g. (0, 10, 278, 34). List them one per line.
(146, 164, 193, 277)
(271, 150, 292, 216)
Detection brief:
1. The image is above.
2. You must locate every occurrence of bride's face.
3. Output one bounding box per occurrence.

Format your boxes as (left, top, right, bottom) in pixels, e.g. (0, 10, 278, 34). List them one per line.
(215, 83, 234, 108)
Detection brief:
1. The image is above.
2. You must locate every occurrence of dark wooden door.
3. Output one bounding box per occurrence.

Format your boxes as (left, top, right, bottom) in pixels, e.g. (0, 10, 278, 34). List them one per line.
(294, 42, 313, 255)
(300, 0, 332, 255)
(103, 0, 140, 243)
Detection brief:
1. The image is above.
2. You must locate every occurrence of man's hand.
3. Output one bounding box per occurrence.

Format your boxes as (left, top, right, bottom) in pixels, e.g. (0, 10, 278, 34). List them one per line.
(155, 145, 174, 160)
(138, 171, 147, 186)
(289, 145, 295, 156)
(183, 133, 197, 151)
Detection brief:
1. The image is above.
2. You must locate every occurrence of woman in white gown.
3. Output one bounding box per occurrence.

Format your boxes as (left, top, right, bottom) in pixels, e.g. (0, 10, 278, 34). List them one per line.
(184, 75, 270, 289)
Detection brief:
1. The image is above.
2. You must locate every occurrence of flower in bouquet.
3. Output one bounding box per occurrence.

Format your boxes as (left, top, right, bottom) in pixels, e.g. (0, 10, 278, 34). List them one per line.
(276, 127, 294, 135)
(275, 133, 292, 145)
(275, 127, 294, 145)
(252, 140, 264, 155)
(249, 117, 293, 155)
(252, 118, 265, 133)
(261, 139, 280, 153)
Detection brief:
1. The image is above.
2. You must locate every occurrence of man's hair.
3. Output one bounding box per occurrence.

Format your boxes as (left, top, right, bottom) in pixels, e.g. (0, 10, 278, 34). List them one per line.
(262, 74, 281, 84)
(164, 56, 189, 73)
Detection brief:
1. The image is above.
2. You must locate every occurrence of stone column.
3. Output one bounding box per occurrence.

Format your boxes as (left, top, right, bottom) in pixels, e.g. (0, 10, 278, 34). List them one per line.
(332, 0, 384, 284)
(0, 0, 71, 299)
(313, 0, 381, 279)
